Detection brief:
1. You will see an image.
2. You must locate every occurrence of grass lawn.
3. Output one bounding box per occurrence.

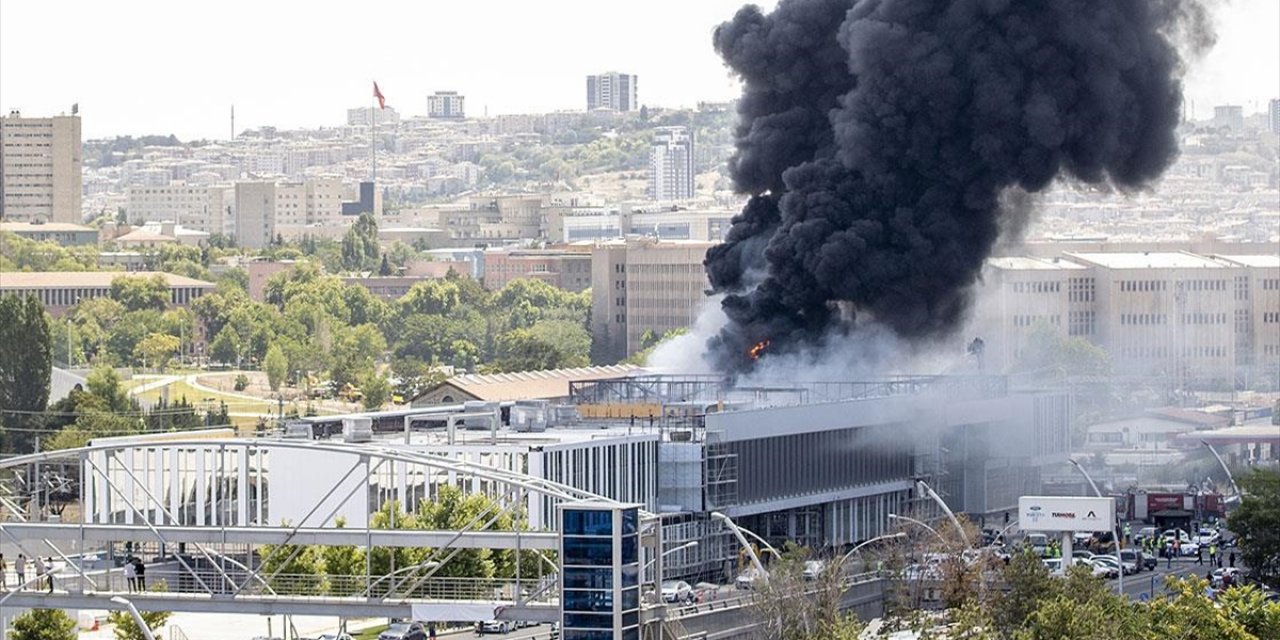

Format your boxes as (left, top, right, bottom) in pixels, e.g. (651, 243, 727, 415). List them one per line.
(355, 625, 388, 640)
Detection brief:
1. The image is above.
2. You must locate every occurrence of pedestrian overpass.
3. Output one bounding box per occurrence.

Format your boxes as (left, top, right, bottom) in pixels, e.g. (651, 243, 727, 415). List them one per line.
(0, 438, 652, 631)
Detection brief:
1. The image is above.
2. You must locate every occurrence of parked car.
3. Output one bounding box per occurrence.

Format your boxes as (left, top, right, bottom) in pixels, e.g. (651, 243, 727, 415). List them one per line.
(1097, 553, 1137, 575)
(1134, 526, 1159, 546)
(1193, 528, 1221, 547)
(1087, 557, 1119, 579)
(317, 635, 354, 640)
(1210, 567, 1244, 589)
(378, 623, 426, 640)
(803, 560, 826, 581)
(1071, 549, 1096, 562)
(1119, 548, 1152, 572)
(735, 569, 763, 590)
(481, 620, 513, 634)
(661, 580, 693, 603)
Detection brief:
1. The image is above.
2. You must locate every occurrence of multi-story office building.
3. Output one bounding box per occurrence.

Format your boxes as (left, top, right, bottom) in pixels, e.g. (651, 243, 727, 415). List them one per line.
(427, 91, 466, 119)
(483, 246, 593, 292)
(970, 251, 1280, 386)
(233, 179, 355, 249)
(586, 72, 638, 112)
(0, 221, 98, 246)
(84, 373, 1070, 584)
(431, 194, 546, 246)
(0, 111, 82, 223)
(126, 184, 234, 235)
(0, 271, 214, 317)
(590, 239, 713, 363)
(648, 127, 695, 201)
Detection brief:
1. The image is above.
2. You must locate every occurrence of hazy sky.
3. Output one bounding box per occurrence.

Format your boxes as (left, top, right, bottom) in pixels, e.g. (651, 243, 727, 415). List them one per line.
(1, 0, 1276, 141)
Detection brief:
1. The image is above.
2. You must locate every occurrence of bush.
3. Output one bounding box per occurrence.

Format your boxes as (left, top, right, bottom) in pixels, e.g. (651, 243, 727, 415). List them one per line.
(234, 373, 249, 391)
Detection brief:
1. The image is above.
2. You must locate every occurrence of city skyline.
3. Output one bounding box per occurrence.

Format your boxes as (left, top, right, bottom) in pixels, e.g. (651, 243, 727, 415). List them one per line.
(0, 0, 1275, 141)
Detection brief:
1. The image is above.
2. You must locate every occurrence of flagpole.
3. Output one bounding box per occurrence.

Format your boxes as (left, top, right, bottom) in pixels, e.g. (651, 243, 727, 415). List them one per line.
(371, 84, 377, 188)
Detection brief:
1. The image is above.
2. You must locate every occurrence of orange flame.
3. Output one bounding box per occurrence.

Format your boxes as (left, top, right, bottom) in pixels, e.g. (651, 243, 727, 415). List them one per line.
(748, 340, 771, 361)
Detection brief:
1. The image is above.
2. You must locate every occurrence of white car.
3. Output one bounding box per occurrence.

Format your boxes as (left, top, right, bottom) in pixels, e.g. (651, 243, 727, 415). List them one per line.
(802, 560, 826, 581)
(661, 580, 693, 603)
(318, 635, 354, 640)
(481, 620, 512, 634)
(735, 569, 763, 590)
(1193, 528, 1221, 547)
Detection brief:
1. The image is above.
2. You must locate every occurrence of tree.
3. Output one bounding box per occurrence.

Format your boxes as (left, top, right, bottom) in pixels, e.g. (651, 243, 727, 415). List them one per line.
(489, 328, 565, 373)
(109, 274, 170, 312)
(321, 517, 366, 596)
(106, 581, 173, 640)
(340, 212, 380, 271)
(263, 344, 288, 393)
(8, 608, 78, 640)
(133, 332, 180, 370)
(0, 295, 52, 453)
(1228, 468, 1280, 586)
(360, 371, 392, 409)
(86, 365, 133, 412)
(378, 254, 394, 276)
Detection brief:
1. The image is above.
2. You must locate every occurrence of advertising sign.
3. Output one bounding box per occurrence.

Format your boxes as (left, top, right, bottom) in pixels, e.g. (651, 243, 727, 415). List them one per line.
(1019, 496, 1116, 532)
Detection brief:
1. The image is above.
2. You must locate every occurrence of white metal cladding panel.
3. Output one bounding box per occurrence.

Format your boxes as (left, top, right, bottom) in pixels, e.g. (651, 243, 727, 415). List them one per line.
(269, 447, 370, 528)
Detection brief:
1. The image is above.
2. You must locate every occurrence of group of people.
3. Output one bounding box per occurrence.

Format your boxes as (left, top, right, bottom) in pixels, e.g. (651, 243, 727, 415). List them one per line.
(0, 553, 56, 593)
(122, 555, 148, 591)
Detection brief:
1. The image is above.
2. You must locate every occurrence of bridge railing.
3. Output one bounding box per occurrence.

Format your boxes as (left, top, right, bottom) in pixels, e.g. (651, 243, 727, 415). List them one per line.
(46, 568, 558, 603)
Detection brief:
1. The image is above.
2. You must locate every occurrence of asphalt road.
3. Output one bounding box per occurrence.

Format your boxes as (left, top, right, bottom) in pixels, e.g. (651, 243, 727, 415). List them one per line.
(1118, 556, 1229, 600)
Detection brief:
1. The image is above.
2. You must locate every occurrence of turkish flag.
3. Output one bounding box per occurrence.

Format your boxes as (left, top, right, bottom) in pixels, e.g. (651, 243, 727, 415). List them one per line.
(373, 82, 386, 110)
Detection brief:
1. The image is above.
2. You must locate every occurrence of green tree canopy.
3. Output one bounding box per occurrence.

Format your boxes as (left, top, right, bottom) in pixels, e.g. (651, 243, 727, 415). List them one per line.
(9, 608, 78, 640)
(264, 343, 288, 392)
(341, 212, 380, 271)
(110, 274, 170, 312)
(0, 294, 52, 452)
(1228, 468, 1280, 586)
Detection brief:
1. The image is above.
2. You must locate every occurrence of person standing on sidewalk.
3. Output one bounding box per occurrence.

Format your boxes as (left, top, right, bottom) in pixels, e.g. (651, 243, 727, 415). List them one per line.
(15, 554, 26, 589)
(0, 553, 6, 590)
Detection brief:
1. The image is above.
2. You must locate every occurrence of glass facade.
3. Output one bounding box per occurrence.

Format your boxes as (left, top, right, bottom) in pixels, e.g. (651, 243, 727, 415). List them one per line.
(560, 504, 642, 639)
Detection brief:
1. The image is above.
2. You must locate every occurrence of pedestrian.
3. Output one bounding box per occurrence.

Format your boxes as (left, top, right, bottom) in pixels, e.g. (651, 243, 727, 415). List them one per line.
(428, 623, 437, 640)
(32, 556, 47, 593)
(1205, 572, 1217, 600)
(476, 621, 485, 636)
(0, 553, 6, 590)
(124, 556, 137, 592)
(1123, 523, 1132, 545)
(1167, 544, 1173, 569)
(1209, 543, 1217, 567)
(1196, 544, 1204, 565)
(1229, 551, 1235, 568)
(1173, 538, 1181, 561)
(15, 554, 26, 590)
(133, 557, 146, 590)
(1222, 571, 1233, 589)
(45, 557, 54, 593)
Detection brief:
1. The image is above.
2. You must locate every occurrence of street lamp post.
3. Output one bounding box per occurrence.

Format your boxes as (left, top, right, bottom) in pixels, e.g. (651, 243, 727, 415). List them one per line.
(1201, 440, 1242, 500)
(642, 541, 699, 581)
(916, 479, 970, 547)
(1068, 458, 1124, 596)
(710, 512, 769, 580)
(110, 596, 156, 640)
(888, 513, 948, 547)
(839, 532, 906, 569)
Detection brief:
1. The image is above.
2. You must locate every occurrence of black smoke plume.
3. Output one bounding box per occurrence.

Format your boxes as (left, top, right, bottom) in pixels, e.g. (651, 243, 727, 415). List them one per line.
(707, 0, 1209, 374)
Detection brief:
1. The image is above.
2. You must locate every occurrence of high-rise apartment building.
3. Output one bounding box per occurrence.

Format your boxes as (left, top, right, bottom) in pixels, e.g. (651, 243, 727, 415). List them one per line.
(1213, 105, 1244, 131)
(586, 72, 638, 112)
(0, 111, 82, 223)
(234, 179, 361, 249)
(1269, 98, 1280, 135)
(648, 126, 695, 201)
(427, 92, 466, 119)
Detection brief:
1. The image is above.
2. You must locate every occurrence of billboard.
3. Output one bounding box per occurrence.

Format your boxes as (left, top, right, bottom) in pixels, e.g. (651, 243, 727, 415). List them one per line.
(1019, 496, 1116, 532)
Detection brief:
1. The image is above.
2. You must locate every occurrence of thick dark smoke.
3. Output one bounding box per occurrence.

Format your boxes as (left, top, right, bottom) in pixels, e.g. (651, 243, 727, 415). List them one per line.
(707, 0, 1210, 374)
